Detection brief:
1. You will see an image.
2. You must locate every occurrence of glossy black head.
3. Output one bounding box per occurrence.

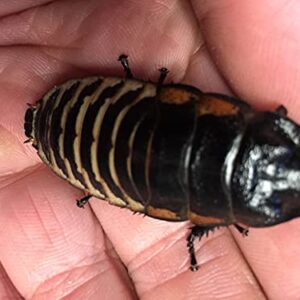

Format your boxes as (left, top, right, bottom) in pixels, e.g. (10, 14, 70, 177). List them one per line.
(231, 110, 300, 227)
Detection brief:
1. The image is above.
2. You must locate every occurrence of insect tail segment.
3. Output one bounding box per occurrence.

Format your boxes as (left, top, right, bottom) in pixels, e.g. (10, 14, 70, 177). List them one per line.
(24, 102, 38, 147)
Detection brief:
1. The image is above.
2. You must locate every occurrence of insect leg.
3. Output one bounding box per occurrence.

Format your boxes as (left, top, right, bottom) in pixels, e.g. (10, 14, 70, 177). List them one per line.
(157, 67, 169, 86)
(187, 225, 218, 271)
(275, 105, 288, 116)
(234, 224, 249, 237)
(77, 194, 92, 208)
(118, 54, 133, 79)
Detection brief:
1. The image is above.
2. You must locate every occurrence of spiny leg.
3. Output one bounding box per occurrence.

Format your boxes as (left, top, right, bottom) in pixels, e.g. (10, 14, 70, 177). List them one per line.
(234, 224, 249, 237)
(158, 67, 169, 85)
(275, 105, 288, 117)
(156, 67, 169, 94)
(77, 195, 92, 208)
(118, 54, 133, 79)
(187, 225, 219, 271)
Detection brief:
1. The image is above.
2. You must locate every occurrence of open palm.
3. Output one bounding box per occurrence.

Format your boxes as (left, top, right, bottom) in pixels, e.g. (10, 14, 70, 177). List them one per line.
(0, 1, 300, 299)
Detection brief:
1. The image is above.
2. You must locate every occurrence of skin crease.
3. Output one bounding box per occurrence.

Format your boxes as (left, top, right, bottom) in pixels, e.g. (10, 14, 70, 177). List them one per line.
(0, 0, 300, 299)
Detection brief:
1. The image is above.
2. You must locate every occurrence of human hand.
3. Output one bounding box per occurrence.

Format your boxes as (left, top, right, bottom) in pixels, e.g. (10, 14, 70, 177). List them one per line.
(0, 1, 300, 299)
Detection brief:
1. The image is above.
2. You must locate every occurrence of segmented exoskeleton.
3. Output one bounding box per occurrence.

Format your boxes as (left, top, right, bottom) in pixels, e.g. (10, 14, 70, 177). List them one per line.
(25, 55, 300, 271)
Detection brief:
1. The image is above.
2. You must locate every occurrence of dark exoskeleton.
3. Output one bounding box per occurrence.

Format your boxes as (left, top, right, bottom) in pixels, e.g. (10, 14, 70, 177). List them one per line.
(24, 55, 300, 271)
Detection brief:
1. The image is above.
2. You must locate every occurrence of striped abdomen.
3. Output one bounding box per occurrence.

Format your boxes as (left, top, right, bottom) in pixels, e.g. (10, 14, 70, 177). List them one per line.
(25, 76, 244, 225)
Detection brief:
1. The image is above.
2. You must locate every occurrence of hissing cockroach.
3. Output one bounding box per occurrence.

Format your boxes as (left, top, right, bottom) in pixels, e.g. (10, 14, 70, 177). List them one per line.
(24, 55, 300, 271)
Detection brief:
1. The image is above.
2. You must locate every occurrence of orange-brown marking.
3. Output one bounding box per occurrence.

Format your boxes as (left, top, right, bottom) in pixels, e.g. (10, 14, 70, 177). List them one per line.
(159, 87, 195, 105)
(198, 95, 239, 116)
(146, 206, 182, 221)
(188, 212, 225, 225)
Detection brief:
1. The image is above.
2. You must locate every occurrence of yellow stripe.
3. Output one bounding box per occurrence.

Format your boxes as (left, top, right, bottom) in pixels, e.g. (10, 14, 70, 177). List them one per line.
(108, 82, 155, 211)
(37, 87, 61, 165)
(89, 78, 128, 206)
(57, 80, 87, 188)
(75, 78, 114, 198)
(73, 86, 106, 197)
(40, 87, 66, 176)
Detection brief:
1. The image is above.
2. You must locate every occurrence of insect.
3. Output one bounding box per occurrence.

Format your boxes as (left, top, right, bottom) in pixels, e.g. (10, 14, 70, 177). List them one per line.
(24, 55, 300, 271)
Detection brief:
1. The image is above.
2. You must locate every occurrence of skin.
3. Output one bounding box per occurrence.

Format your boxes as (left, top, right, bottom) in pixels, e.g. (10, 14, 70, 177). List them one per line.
(0, 0, 300, 299)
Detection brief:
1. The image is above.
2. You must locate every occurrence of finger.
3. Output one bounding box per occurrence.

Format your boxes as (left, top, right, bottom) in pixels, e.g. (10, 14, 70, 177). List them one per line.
(0, 46, 71, 174)
(0, 0, 199, 79)
(0, 1, 52, 17)
(94, 203, 266, 299)
(1, 0, 201, 297)
(0, 263, 22, 299)
(0, 167, 135, 299)
(0, 0, 199, 175)
(232, 221, 300, 299)
(192, 1, 300, 298)
(192, 0, 300, 117)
